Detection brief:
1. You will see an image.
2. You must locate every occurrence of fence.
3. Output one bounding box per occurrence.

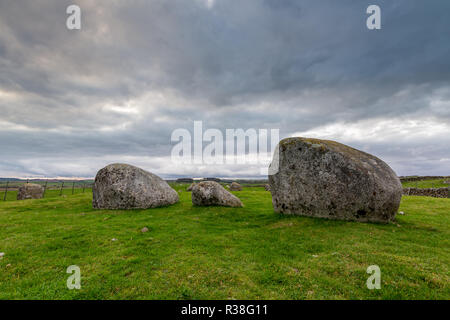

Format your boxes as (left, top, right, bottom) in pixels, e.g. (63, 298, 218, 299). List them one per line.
(402, 187, 450, 198)
(0, 179, 94, 201)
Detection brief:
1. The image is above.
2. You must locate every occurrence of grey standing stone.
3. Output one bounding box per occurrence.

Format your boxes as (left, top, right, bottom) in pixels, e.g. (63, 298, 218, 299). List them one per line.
(187, 183, 196, 192)
(93, 163, 179, 209)
(268, 137, 402, 223)
(17, 183, 44, 200)
(229, 182, 243, 191)
(192, 181, 243, 207)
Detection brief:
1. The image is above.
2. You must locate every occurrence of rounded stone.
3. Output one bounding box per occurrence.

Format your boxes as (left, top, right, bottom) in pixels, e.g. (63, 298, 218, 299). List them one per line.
(93, 163, 179, 209)
(17, 183, 44, 200)
(192, 181, 243, 207)
(268, 137, 402, 223)
(229, 182, 242, 191)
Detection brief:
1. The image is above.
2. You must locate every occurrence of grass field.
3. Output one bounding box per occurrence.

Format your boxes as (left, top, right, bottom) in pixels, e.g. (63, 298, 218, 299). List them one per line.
(402, 179, 449, 189)
(0, 185, 448, 300)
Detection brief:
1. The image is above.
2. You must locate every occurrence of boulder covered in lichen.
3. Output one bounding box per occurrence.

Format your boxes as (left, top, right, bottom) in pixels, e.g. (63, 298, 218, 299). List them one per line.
(93, 163, 179, 209)
(268, 137, 402, 223)
(192, 181, 243, 207)
(17, 183, 44, 200)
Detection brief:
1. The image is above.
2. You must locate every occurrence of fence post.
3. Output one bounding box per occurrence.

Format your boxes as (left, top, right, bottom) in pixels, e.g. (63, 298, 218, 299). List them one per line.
(60, 181, 64, 196)
(72, 181, 75, 195)
(3, 181, 8, 201)
(43, 180, 48, 198)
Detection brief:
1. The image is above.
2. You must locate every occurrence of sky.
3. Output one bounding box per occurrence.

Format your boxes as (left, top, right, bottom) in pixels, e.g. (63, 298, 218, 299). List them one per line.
(0, 0, 449, 179)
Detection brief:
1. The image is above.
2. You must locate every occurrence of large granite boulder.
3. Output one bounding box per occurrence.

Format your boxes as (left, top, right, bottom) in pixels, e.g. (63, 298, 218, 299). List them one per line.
(403, 187, 449, 198)
(268, 137, 402, 223)
(93, 163, 179, 209)
(17, 183, 44, 200)
(192, 181, 243, 207)
(229, 182, 242, 191)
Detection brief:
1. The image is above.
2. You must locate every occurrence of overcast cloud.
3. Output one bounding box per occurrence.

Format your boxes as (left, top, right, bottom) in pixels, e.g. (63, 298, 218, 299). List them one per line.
(0, 0, 449, 178)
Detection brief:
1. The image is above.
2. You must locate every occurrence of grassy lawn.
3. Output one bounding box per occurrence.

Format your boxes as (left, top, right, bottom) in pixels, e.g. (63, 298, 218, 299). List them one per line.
(0, 185, 448, 300)
(402, 179, 449, 189)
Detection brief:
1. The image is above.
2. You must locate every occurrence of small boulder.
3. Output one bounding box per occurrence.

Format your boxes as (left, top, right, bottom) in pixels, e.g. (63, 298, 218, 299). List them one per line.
(141, 227, 149, 233)
(187, 183, 196, 192)
(264, 184, 271, 191)
(229, 182, 242, 191)
(17, 183, 44, 200)
(192, 181, 243, 207)
(269, 137, 402, 223)
(93, 163, 179, 209)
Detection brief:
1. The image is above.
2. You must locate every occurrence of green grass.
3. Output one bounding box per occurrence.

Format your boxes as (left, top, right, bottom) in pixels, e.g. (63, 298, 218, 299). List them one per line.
(0, 185, 448, 300)
(402, 179, 449, 189)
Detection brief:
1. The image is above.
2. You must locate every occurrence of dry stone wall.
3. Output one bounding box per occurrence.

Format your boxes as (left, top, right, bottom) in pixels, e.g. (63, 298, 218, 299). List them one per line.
(403, 187, 449, 198)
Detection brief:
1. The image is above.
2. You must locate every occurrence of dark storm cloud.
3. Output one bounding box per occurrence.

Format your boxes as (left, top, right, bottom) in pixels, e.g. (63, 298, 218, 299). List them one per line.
(0, 0, 449, 177)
